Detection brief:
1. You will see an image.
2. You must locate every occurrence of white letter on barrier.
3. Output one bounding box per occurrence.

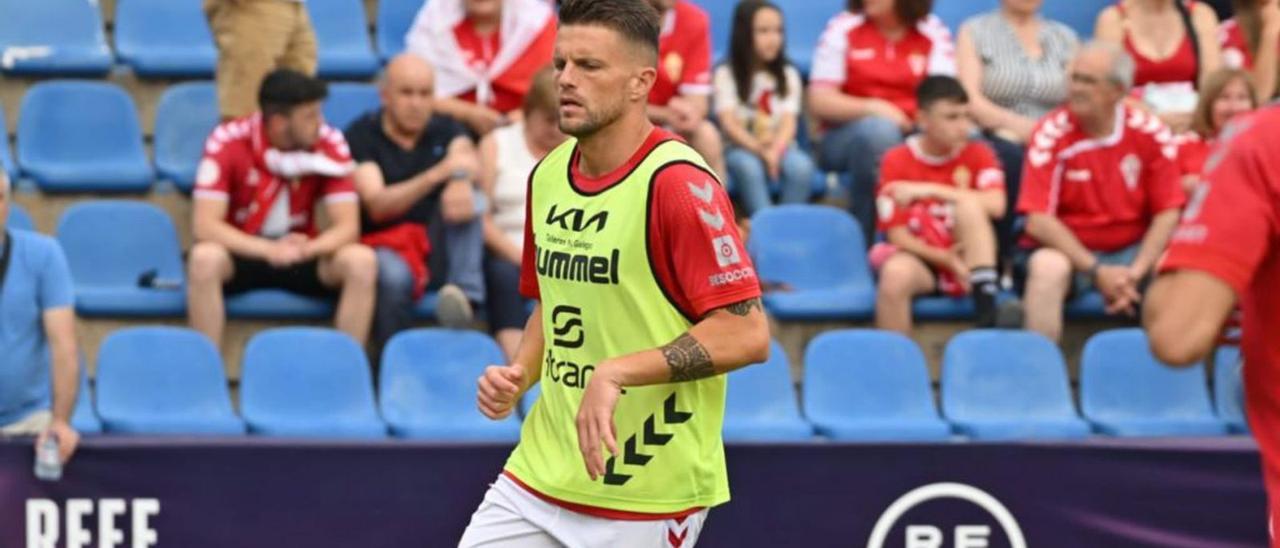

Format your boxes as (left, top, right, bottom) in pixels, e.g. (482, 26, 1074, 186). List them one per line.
(25, 499, 59, 548)
(956, 525, 991, 548)
(131, 499, 159, 548)
(98, 498, 126, 548)
(66, 498, 93, 548)
(906, 525, 943, 548)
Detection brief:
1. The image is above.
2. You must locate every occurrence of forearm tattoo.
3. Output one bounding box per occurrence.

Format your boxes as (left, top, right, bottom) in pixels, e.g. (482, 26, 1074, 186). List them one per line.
(724, 297, 763, 317)
(663, 333, 715, 382)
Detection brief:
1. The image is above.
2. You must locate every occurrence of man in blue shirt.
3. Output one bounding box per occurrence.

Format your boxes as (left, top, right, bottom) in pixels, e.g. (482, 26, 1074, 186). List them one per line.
(0, 172, 80, 465)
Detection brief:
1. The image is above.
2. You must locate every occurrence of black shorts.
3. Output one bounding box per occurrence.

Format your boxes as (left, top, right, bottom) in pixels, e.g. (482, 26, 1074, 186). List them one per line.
(224, 257, 335, 297)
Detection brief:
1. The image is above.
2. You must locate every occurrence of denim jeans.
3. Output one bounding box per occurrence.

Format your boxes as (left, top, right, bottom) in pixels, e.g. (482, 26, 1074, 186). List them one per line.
(725, 145, 816, 216)
(818, 116, 904, 247)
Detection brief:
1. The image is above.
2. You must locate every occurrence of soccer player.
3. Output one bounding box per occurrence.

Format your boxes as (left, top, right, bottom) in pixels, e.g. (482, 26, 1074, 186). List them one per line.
(870, 75, 1012, 333)
(1145, 105, 1280, 546)
(461, 0, 769, 545)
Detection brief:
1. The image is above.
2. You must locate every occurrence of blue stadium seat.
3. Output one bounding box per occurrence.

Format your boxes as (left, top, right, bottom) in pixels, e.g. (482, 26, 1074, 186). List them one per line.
(71, 365, 101, 435)
(18, 82, 153, 193)
(0, 0, 112, 76)
(1080, 329, 1227, 437)
(941, 330, 1091, 440)
(154, 82, 220, 192)
(242, 328, 387, 438)
(56, 201, 186, 317)
(912, 296, 975, 321)
(779, 0, 846, 75)
(412, 292, 440, 320)
(1214, 345, 1248, 433)
(1042, 0, 1106, 39)
(7, 203, 34, 232)
(380, 329, 521, 440)
(0, 103, 14, 181)
(748, 205, 876, 321)
(933, 0, 999, 33)
(226, 291, 335, 319)
(724, 340, 813, 441)
(323, 83, 380, 131)
(95, 327, 245, 435)
(114, 0, 217, 77)
(308, 0, 380, 79)
(803, 330, 952, 441)
(519, 382, 541, 418)
(376, 0, 420, 61)
(1065, 290, 1109, 319)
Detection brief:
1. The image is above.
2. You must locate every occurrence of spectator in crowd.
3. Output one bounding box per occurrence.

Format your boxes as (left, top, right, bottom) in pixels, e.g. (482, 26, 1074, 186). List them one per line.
(0, 173, 79, 466)
(1095, 0, 1221, 131)
(871, 76, 1013, 333)
(347, 54, 485, 354)
(478, 67, 564, 360)
(1173, 68, 1258, 191)
(1018, 42, 1185, 342)
(956, 0, 1078, 260)
(406, 0, 558, 136)
(188, 70, 376, 348)
(646, 0, 728, 179)
(713, 0, 815, 216)
(204, 0, 318, 120)
(809, 0, 955, 246)
(1221, 0, 1280, 100)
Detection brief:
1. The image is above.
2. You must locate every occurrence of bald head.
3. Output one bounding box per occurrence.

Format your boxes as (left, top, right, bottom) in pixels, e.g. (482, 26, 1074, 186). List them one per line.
(381, 54, 437, 136)
(1073, 41, 1134, 91)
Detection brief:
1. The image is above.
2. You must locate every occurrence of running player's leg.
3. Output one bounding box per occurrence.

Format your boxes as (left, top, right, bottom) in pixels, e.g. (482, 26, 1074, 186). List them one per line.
(458, 476, 561, 548)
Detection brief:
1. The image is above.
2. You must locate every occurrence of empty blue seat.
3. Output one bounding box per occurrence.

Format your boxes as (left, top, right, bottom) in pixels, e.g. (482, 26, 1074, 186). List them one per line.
(71, 366, 101, 435)
(748, 205, 875, 320)
(380, 329, 521, 440)
(803, 330, 952, 441)
(154, 82, 220, 192)
(7, 203, 34, 232)
(780, 0, 846, 75)
(323, 83, 380, 131)
(1080, 329, 1227, 437)
(1214, 346, 1248, 433)
(934, 0, 999, 33)
(0, 0, 112, 76)
(95, 327, 245, 435)
(56, 201, 186, 317)
(724, 340, 813, 441)
(1042, 0, 1105, 39)
(242, 328, 386, 438)
(942, 330, 1091, 440)
(308, 0, 380, 78)
(114, 0, 217, 77)
(226, 290, 335, 319)
(376, 0, 420, 61)
(18, 82, 153, 193)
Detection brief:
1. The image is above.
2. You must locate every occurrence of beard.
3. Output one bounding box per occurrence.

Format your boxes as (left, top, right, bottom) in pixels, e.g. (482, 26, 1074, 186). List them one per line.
(558, 99, 624, 138)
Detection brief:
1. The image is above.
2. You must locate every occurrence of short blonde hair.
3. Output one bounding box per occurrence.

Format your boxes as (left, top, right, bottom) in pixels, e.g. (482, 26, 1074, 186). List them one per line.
(1192, 69, 1258, 136)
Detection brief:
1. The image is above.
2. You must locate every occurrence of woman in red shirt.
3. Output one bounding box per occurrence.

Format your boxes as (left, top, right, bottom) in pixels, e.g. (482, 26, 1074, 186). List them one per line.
(1221, 0, 1280, 101)
(1175, 68, 1259, 191)
(1095, 0, 1222, 132)
(808, 0, 954, 246)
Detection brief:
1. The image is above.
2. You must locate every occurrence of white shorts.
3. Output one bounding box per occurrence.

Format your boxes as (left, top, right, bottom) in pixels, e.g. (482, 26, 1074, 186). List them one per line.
(458, 475, 709, 548)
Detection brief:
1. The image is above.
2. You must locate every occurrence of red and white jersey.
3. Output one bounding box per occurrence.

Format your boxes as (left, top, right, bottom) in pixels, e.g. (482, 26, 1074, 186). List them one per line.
(650, 1, 713, 107)
(1219, 18, 1279, 70)
(1017, 104, 1185, 252)
(876, 136, 1004, 239)
(194, 114, 357, 237)
(810, 11, 955, 118)
(1172, 131, 1212, 178)
(1158, 107, 1280, 528)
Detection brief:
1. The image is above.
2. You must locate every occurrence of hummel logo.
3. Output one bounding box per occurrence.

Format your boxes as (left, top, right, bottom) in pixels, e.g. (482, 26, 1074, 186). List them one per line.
(687, 181, 714, 204)
(698, 208, 725, 230)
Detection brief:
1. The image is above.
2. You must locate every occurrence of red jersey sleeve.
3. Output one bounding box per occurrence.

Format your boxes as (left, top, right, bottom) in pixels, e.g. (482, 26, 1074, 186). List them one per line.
(1143, 129, 1187, 214)
(650, 162, 761, 319)
(318, 126, 359, 203)
(876, 146, 914, 232)
(192, 124, 240, 201)
(519, 173, 540, 300)
(969, 142, 1005, 191)
(678, 3, 713, 96)
(1158, 125, 1277, 296)
(1017, 117, 1063, 215)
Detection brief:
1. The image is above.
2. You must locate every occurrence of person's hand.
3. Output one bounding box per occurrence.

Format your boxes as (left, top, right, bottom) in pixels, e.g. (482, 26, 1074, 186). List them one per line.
(864, 98, 913, 133)
(667, 97, 701, 133)
(576, 363, 623, 481)
(441, 180, 478, 224)
(476, 362, 526, 420)
(36, 421, 79, 465)
(892, 184, 928, 206)
(467, 105, 506, 136)
(1262, 0, 1280, 31)
(1095, 264, 1141, 316)
(761, 146, 782, 181)
(265, 239, 307, 268)
(441, 152, 480, 182)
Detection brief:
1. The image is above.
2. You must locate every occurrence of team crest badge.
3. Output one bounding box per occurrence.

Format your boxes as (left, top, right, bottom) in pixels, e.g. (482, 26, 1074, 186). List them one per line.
(664, 53, 684, 83)
(1120, 154, 1142, 191)
(908, 54, 927, 76)
(952, 166, 972, 189)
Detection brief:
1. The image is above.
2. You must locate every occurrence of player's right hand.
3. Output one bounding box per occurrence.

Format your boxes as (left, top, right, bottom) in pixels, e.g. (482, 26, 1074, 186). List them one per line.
(477, 363, 526, 420)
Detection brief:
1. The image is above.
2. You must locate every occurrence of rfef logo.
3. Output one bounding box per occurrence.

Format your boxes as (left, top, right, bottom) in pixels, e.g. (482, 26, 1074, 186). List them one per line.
(867, 483, 1025, 548)
(26, 498, 160, 548)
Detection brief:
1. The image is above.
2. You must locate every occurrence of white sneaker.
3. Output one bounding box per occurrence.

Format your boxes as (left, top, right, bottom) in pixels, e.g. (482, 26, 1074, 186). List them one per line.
(435, 284, 474, 329)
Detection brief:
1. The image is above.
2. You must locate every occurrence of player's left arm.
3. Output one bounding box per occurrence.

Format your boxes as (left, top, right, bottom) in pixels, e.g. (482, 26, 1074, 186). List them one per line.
(598, 299, 769, 387)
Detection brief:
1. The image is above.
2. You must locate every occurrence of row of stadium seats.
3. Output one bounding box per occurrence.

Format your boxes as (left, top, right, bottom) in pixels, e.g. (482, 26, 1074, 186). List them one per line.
(68, 326, 1245, 441)
(0, 0, 1113, 79)
(1, 80, 378, 192)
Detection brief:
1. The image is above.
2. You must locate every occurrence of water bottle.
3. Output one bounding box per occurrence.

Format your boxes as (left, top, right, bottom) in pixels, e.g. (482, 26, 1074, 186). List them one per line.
(34, 434, 61, 481)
